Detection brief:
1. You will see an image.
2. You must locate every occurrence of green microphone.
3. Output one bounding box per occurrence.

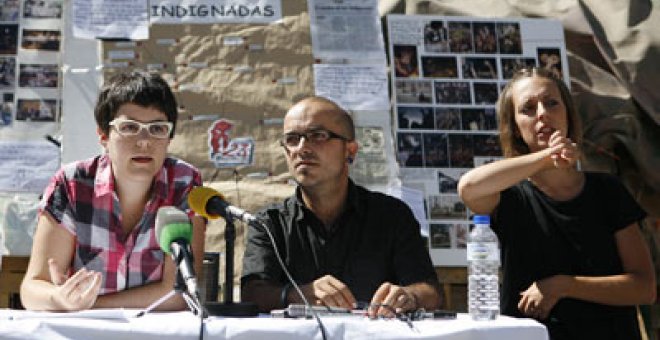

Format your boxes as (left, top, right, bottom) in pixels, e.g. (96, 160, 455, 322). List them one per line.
(155, 206, 198, 298)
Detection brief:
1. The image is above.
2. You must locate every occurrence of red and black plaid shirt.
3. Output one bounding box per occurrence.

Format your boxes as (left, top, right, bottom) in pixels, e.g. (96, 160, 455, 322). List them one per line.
(40, 154, 202, 294)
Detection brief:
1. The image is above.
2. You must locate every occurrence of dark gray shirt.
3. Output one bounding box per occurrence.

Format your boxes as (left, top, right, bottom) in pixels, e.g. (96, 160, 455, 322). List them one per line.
(241, 180, 439, 305)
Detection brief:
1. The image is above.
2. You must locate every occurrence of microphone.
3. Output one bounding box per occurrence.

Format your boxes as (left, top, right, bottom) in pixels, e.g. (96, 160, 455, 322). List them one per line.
(188, 186, 257, 224)
(155, 206, 199, 299)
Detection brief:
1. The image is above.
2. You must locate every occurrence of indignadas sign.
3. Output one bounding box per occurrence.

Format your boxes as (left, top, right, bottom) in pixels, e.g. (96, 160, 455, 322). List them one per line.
(150, 0, 282, 24)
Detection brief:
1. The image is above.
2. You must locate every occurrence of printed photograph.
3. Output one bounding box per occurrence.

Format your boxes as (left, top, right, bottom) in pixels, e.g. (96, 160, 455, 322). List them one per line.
(455, 224, 469, 248)
(434, 107, 461, 130)
(393, 45, 419, 78)
(23, 0, 63, 19)
(473, 82, 499, 104)
(435, 81, 470, 104)
(397, 132, 423, 167)
(352, 127, 389, 185)
(21, 29, 61, 51)
(448, 21, 473, 53)
(462, 57, 498, 79)
(497, 22, 522, 54)
(421, 56, 458, 78)
(474, 156, 502, 167)
(461, 108, 497, 131)
(538, 47, 563, 80)
(501, 57, 536, 79)
(429, 224, 451, 248)
(428, 195, 467, 220)
(16, 98, 57, 122)
(356, 127, 384, 154)
(1, 93, 13, 126)
(19, 64, 59, 88)
(423, 133, 449, 167)
(0, 24, 19, 54)
(0, 56, 16, 88)
(438, 169, 464, 194)
(395, 80, 433, 104)
(398, 106, 434, 130)
(0, 0, 20, 21)
(473, 22, 497, 54)
(473, 134, 502, 156)
(449, 134, 474, 167)
(423, 21, 449, 53)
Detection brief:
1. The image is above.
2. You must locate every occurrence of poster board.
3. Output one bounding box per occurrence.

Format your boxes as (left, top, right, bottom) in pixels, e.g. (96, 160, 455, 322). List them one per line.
(99, 1, 311, 182)
(0, 0, 63, 193)
(386, 14, 568, 266)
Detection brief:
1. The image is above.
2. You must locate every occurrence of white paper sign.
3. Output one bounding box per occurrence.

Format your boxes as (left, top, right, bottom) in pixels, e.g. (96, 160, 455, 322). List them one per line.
(73, 0, 149, 40)
(0, 141, 60, 192)
(313, 64, 390, 111)
(150, 0, 282, 24)
(308, 0, 386, 62)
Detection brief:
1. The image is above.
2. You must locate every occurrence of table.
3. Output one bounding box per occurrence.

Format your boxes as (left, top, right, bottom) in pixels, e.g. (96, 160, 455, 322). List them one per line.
(0, 309, 548, 339)
(0, 256, 29, 309)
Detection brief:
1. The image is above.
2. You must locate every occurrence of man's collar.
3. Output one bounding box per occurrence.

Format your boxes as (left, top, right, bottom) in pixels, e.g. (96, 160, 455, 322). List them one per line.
(292, 179, 362, 217)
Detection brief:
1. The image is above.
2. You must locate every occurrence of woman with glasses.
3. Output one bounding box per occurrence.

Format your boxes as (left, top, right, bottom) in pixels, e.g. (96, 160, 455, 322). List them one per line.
(458, 68, 655, 340)
(21, 71, 206, 311)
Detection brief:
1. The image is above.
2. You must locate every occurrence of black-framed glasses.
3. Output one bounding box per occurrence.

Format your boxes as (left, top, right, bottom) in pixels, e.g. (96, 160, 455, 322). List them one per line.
(109, 117, 173, 139)
(280, 128, 350, 149)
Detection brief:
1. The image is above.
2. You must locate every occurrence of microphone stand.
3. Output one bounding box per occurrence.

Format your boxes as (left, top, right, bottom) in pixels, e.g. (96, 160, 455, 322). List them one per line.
(137, 256, 205, 318)
(205, 215, 258, 317)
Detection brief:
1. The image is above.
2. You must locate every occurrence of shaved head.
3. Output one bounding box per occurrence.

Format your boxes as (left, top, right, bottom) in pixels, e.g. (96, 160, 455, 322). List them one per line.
(286, 96, 355, 140)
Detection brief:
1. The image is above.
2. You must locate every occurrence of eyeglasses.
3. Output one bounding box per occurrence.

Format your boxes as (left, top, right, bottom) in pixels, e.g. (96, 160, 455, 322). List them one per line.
(109, 117, 173, 139)
(280, 128, 350, 149)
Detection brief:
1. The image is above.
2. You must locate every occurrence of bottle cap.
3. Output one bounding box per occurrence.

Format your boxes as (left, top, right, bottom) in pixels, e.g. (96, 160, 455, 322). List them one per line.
(473, 215, 490, 224)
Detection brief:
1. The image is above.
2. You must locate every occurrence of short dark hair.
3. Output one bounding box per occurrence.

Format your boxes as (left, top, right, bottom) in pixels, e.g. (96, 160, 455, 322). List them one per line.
(496, 67, 582, 157)
(94, 71, 178, 138)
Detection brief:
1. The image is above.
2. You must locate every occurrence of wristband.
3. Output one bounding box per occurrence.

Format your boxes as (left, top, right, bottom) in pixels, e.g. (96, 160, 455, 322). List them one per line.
(280, 282, 292, 307)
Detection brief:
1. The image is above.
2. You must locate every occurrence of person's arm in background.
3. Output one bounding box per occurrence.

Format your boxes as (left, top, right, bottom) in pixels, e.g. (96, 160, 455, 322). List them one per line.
(93, 215, 206, 310)
(458, 131, 573, 214)
(369, 281, 440, 318)
(241, 209, 359, 312)
(369, 198, 442, 317)
(20, 213, 102, 311)
(518, 222, 656, 320)
(241, 210, 286, 312)
(21, 214, 206, 311)
(243, 274, 358, 312)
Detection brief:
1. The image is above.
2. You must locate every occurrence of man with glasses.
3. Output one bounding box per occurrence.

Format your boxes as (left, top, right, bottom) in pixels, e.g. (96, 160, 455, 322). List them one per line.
(21, 71, 206, 311)
(242, 96, 441, 317)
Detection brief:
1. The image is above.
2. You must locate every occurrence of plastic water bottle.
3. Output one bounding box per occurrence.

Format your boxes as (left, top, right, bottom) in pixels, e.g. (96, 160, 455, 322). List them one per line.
(467, 215, 500, 320)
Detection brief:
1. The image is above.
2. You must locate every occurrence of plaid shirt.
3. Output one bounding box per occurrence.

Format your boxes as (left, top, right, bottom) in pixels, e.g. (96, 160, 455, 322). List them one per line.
(40, 154, 202, 295)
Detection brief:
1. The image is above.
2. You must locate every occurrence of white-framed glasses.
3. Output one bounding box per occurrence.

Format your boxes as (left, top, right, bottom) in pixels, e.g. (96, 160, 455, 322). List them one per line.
(109, 117, 173, 139)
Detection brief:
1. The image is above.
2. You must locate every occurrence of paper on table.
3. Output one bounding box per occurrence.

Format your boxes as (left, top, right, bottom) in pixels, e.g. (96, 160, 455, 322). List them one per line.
(7, 308, 138, 321)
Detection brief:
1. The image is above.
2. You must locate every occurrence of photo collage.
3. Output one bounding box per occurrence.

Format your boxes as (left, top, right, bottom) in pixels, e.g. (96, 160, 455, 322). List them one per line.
(0, 0, 63, 128)
(387, 15, 567, 263)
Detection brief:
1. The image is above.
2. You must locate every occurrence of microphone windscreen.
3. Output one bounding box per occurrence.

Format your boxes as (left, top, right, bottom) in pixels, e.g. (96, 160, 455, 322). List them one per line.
(188, 186, 224, 219)
(155, 206, 192, 254)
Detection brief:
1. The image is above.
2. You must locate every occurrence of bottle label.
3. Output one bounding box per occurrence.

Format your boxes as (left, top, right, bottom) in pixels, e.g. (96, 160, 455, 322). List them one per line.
(467, 242, 500, 262)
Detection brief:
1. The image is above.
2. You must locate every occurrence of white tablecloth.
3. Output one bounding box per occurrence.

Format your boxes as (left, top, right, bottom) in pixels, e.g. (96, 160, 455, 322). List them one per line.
(0, 309, 548, 340)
